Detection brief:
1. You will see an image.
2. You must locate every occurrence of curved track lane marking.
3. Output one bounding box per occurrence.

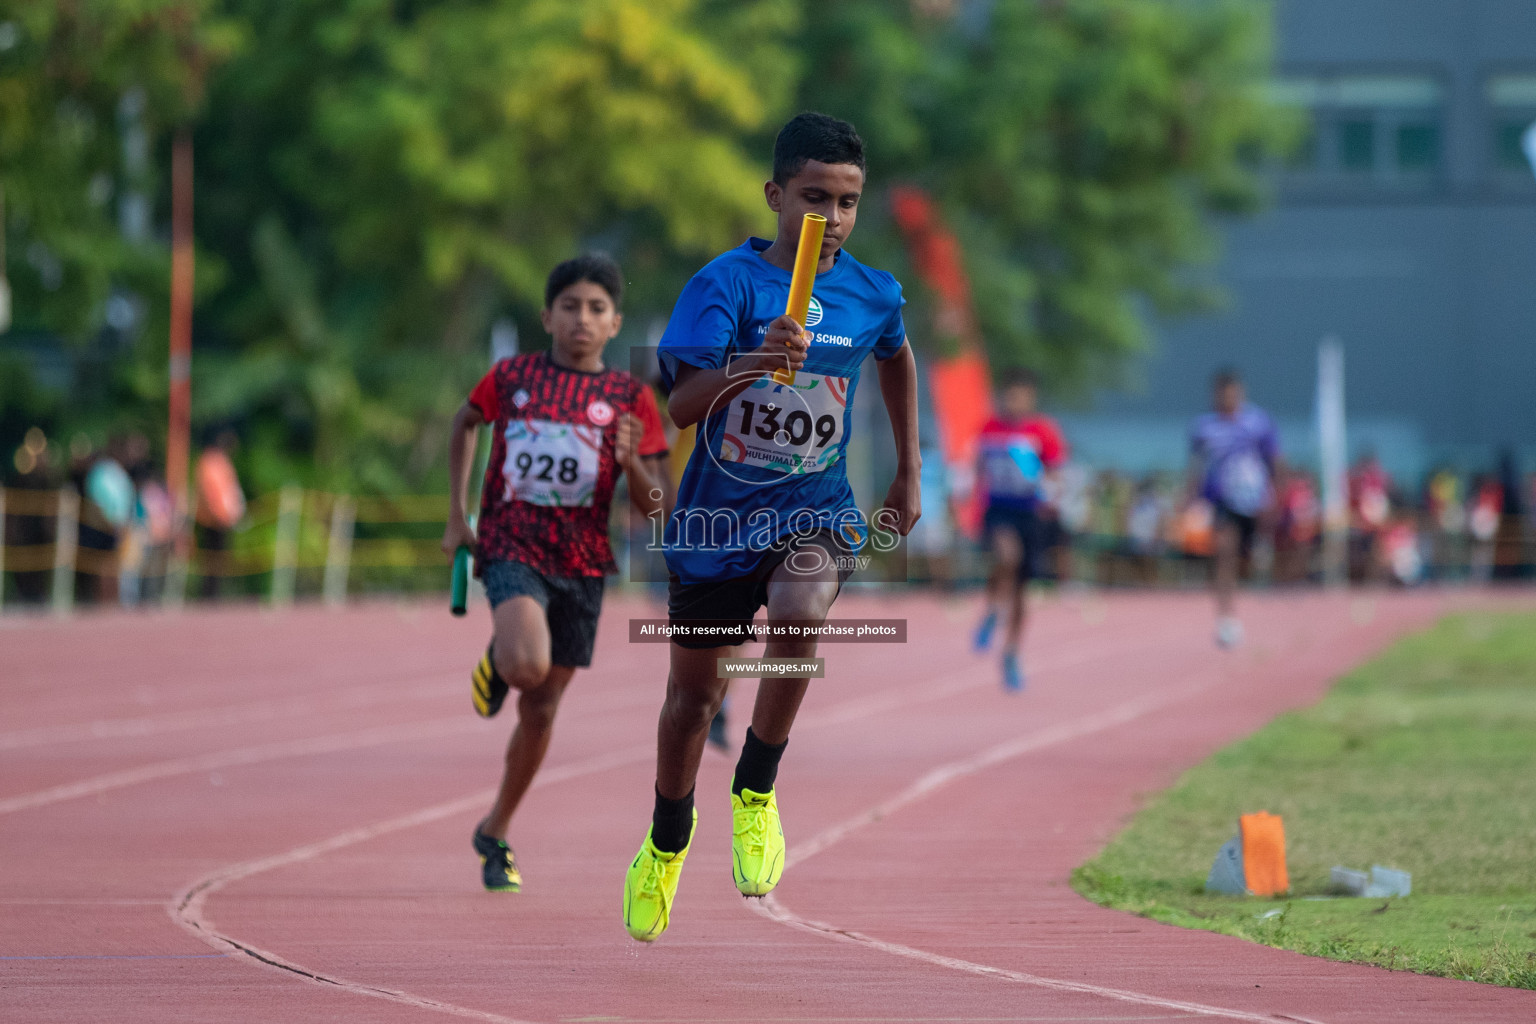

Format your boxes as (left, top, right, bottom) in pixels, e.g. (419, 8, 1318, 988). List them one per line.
(170, 747, 650, 1024)
(753, 904, 1286, 1024)
(163, 635, 1197, 1021)
(747, 668, 1318, 1024)
(161, 652, 1100, 1020)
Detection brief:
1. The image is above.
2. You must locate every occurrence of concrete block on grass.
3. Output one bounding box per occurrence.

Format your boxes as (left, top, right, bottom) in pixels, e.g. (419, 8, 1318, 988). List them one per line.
(1365, 865, 1411, 898)
(1206, 836, 1247, 894)
(1330, 864, 1411, 898)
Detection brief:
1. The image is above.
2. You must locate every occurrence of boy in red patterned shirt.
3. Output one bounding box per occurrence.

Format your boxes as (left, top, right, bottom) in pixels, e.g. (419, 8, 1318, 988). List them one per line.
(971, 368, 1067, 692)
(441, 254, 668, 892)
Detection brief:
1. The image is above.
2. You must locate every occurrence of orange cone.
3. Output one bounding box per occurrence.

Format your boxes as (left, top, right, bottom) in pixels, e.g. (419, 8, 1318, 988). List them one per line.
(1239, 812, 1289, 897)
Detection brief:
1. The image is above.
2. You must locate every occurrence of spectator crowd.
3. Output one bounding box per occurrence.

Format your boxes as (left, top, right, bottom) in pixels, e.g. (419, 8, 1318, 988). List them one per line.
(3, 422, 1533, 608)
(1023, 451, 1536, 588)
(2, 427, 243, 607)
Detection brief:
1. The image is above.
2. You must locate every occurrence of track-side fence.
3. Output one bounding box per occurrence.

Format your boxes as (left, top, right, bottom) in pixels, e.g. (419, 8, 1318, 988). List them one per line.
(3, 485, 1533, 613)
(0, 486, 453, 612)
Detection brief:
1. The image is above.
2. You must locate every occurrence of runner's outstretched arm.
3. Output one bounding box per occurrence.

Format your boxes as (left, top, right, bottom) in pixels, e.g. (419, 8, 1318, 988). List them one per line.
(442, 401, 484, 555)
(876, 340, 921, 536)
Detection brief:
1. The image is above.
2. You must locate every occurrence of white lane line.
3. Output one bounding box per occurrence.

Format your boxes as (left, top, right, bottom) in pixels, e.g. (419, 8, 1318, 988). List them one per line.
(0, 898, 167, 906)
(0, 628, 1111, 819)
(746, 667, 1321, 1024)
(786, 674, 1217, 868)
(0, 717, 481, 816)
(0, 659, 664, 752)
(161, 647, 1083, 1022)
(161, 625, 1199, 1021)
(0, 678, 669, 816)
(753, 898, 1281, 1024)
(0, 676, 459, 751)
(170, 745, 651, 1024)
(805, 631, 1190, 733)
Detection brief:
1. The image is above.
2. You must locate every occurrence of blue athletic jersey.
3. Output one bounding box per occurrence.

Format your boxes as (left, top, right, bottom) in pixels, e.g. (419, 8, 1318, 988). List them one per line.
(659, 238, 907, 584)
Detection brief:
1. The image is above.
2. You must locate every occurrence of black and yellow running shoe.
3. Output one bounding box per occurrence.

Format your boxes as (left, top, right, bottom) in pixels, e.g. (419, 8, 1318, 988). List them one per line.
(473, 827, 522, 892)
(471, 648, 508, 718)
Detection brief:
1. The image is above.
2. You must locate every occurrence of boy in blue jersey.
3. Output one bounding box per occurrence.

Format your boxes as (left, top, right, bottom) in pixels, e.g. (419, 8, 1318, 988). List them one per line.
(622, 113, 922, 941)
(1188, 368, 1279, 649)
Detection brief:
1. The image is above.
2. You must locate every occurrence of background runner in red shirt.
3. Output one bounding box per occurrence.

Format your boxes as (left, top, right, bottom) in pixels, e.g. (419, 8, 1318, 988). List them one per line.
(441, 254, 667, 893)
(971, 368, 1067, 693)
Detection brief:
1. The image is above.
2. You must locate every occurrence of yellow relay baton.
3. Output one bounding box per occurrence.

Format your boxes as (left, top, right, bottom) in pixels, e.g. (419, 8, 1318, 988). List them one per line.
(772, 212, 827, 386)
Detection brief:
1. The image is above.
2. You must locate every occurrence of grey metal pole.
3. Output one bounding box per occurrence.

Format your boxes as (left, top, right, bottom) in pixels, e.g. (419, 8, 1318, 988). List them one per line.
(270, 484, 303, 606)
(323, 495, 354, 607)
(51, 488, 78, 615)
(1317, 338, 1348, 586)
(0, 486, 7, 615)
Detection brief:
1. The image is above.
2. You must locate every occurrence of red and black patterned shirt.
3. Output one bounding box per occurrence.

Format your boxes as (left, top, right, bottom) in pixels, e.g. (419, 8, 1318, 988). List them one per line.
(469, 352, 667, 578)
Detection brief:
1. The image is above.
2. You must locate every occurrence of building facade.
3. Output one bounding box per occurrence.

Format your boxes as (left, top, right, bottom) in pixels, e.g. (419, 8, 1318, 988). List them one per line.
(1081, 0, 1536, 479)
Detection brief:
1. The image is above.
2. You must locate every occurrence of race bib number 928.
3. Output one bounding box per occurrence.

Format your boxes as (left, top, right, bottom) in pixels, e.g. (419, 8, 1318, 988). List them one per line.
(502, 419, 602, 506)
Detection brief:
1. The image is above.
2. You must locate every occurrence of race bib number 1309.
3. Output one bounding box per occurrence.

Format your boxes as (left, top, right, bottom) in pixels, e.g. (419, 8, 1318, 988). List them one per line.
(717, 371, 848, 475)
(502, 419, 602, 506)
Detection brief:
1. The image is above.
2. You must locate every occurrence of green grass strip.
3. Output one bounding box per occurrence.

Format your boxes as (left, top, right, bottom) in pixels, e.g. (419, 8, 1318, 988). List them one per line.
(1073, 611, 1536, 988)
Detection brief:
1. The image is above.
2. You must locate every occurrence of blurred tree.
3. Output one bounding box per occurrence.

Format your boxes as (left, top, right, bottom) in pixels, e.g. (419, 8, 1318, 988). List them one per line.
(2, 0, 1289, 494)
(0, 0, 237, 436)
(794, 0, 1295, 396)
(192, 0, 799, 493)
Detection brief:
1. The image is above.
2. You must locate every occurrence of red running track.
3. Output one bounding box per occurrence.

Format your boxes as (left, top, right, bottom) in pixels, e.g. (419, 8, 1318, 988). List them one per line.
(3, 589, 1534, 1023)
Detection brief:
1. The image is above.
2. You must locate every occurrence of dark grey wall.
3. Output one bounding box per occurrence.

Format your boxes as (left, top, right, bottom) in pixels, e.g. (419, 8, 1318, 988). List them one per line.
(1101, 0, 1536, 468)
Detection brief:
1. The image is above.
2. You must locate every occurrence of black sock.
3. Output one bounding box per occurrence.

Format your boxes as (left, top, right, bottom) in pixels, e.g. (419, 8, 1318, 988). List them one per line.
(732, 727, 788, 796)
(651, 786, 695, 854)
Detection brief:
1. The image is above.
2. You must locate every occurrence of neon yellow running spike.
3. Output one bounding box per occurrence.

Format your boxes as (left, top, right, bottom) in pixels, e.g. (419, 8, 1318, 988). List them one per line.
(622, 811, 696, 942)
(731, 782, 784, 897)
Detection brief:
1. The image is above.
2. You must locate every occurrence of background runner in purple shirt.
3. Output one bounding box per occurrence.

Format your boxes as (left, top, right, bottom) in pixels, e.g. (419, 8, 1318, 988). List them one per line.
(1190, 402, 1278, 519)
(1189, 368, 1279, 649)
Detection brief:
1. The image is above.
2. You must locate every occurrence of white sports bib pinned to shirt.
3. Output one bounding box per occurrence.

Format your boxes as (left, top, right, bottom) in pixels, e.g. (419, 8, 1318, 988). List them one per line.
(716, 371, 848, 475)
(501, 419, 603, 507)
(1217, 450, 1269, 517)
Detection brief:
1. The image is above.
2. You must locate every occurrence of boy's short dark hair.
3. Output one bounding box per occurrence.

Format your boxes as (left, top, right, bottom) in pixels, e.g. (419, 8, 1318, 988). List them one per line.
(999, 367, 1039, 391)
(773, 112, 866, 185)
(545, 253, 623, 309)
(1212, 366, 1242, 390)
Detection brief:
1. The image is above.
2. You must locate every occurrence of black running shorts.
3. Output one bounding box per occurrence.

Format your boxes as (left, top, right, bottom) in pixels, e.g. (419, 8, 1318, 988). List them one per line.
(667, 530, 855, 650)
(1212, 502, 1259, 560)
(983, 503, 1045, 584)
(481, 560, 605, 668)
